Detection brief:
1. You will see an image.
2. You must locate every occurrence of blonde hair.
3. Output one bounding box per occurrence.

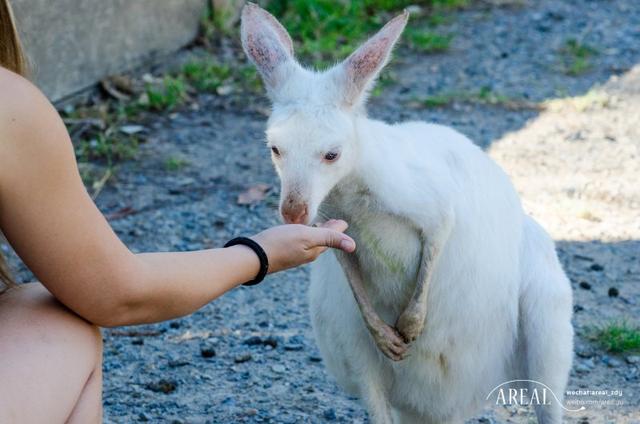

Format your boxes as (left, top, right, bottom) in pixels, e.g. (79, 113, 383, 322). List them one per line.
(0, 0, 26, 75)
(0, 0, 24, 291)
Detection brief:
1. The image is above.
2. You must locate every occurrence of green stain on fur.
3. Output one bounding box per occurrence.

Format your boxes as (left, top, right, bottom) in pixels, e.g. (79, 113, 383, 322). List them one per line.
(359, 225, 405, 276)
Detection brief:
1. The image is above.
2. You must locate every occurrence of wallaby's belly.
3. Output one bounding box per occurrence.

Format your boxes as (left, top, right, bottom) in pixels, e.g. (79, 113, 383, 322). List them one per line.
(347, 211, 423, 312)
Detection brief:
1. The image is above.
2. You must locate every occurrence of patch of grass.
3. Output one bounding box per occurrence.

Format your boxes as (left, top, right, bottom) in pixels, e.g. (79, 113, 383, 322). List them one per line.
(415, 86, 538, 109)
(420, 93, 455, 107)
(406, 28, 452, 53)
(559, 39, 598, 76)
(164, 156, 189, 171)
(371, 69, 396, 97)
(262, 0, 465, 68)
(594, 321, 640, 353)
(182, 60, 232, 92)
(63, 100, 144, 181)
(75, 132, 139, 167)
(180, 59, 263, 95)
(142, 76, 188, 111)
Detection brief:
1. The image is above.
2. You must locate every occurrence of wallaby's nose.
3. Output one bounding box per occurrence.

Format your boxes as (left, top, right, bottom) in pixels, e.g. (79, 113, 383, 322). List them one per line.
(281, 203, 309, 224)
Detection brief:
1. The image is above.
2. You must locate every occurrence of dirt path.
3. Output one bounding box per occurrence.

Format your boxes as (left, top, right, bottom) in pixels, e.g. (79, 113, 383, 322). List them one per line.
(3, 1, 639, 422)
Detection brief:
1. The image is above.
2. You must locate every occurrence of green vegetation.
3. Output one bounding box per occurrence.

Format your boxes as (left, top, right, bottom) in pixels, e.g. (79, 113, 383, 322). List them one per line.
(180, 59, 262, 94)
(406, 28, 452, 53)
(559, 38, 598, 76)
(420, 93, 454, 107)
(64, 104, 140, 167)
(260, 0, 466, 68)
(142, 76, 188, 111)
(182, 60, 232, 92)
(164, 156, 190, 171)
(76, 132, 139, 166)
(416, 86, 538, 109)
(594, 321, 640, 353)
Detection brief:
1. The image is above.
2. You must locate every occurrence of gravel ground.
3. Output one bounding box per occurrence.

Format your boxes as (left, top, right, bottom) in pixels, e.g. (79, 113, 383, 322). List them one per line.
(3, 0, 640, 423)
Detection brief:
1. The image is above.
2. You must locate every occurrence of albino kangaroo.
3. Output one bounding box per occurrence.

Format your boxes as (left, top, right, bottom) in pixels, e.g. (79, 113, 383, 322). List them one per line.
(241, 4, 573, 423)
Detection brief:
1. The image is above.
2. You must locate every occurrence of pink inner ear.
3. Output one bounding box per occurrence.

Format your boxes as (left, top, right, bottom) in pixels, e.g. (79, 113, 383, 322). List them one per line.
(242, 5, 293, 84)
(246, 33, 288, 74)
(347, 36, 391, 85)
(254, 7, 294, 56)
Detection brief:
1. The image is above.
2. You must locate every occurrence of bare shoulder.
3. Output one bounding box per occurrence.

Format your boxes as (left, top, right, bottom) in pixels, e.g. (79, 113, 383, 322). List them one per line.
(0, 66, 62, 136)
(0, 66, 72, 179)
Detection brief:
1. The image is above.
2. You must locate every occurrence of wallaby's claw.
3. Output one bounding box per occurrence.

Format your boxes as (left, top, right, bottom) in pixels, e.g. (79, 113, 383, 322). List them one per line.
(396, 310, 425, 343)
(372, 321, 409, 361)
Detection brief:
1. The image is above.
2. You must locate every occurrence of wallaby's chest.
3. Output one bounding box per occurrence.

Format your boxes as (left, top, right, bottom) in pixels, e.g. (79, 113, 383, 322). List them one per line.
(320, 189, 423, 306)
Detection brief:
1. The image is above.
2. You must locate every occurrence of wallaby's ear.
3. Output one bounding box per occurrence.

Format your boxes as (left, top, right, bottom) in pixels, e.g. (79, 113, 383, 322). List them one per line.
(337, 11, 408, 108)
(241, 3, 295, 92)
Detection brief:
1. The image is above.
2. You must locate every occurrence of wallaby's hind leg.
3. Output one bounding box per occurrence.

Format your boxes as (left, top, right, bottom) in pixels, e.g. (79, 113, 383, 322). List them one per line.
(361, 375, 394, 424)
(519, 218, 574, 424)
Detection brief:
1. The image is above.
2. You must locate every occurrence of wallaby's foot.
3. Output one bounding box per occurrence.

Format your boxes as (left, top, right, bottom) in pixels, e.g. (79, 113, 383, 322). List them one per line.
(396, 307, 425, 343)
(371, 320, 409, 361)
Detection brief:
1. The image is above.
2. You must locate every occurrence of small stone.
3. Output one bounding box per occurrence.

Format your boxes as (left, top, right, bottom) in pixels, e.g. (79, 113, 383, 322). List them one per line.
(169, 321, 181, 329)
(284, 343, 304, 351)
(602, 356, 622, 368)
(608, 287, 619, 297)
(200, 347, 216, 358)
(323, 408, 337, 421)
(131, 338, 144, 345)
(309, 354, 323, 362)
(271, 364, 286, 373)
(120, 124, 146, 135)
(573, 304, 584, 313)
(579, 281, 592, 290)
(244, 408, 258, 416)
(168, 359, 189, 368)
(589, 263, 604, 272)
(575, 346, 594, 359)
(234, 353, 252, 363)
(138, 412, 151, 421)
(574, 363, 591, 373)
(625, 355, 640, 365)
(244, 336, 278, 349)
(145, 379, 177, 394)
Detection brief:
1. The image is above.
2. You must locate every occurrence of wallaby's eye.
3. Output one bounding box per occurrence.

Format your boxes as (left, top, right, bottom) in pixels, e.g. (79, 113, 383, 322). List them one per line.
(271, 146, 281, 156)
(324, 151, 339, 162)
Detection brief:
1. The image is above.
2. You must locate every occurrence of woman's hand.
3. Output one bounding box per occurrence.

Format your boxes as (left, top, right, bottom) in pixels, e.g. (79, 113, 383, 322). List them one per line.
(251, 219, 356, 273)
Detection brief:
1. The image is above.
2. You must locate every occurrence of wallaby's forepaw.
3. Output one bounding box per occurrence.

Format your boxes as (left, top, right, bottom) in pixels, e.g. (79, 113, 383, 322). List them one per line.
(396, 310, 425, 343)
(372, 321, 409, 361)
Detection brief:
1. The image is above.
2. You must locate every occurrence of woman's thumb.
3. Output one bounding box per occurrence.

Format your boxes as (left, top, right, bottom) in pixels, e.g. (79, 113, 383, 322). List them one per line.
(315, 220, 356, 252)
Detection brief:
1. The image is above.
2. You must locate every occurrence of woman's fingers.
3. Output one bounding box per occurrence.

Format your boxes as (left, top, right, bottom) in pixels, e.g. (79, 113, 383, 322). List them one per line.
(310, 220, 356, 253)
(319, 219, 348, 232)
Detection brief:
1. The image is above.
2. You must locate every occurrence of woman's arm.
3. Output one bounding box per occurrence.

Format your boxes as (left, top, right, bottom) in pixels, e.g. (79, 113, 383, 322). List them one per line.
(0, 68, 354, 327)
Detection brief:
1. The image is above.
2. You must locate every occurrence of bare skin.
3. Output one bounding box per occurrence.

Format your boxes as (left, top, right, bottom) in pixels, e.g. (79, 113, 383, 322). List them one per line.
(0, 66, 356, 422)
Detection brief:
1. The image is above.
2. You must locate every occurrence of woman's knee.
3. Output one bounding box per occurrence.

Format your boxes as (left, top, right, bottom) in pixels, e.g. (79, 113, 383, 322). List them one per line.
(0, 282, 103, 422)
(0, 282, 103, 361)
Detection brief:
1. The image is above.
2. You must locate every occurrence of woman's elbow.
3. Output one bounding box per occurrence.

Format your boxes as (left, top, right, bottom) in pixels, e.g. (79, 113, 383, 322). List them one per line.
(63, 273, 148, 328)
(73, 292, 143, 328)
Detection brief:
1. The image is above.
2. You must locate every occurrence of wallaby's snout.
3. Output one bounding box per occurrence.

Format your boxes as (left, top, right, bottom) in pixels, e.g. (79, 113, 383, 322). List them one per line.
(281, 194, 309, 224)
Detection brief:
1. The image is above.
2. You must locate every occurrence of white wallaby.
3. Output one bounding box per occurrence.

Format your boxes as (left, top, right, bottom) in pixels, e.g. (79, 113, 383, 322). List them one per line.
(241, 4, 574, 423)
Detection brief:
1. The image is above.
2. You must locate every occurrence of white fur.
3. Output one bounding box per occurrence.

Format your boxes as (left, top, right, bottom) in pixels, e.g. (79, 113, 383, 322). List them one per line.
(241, 5, 574, 423)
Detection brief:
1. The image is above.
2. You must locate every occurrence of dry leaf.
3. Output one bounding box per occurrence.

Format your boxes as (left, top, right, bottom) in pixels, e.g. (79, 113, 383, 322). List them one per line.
(237, 183, 270, 205)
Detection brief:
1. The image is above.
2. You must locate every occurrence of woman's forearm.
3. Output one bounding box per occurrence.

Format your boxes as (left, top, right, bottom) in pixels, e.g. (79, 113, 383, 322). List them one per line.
(109, 246, 261, 327)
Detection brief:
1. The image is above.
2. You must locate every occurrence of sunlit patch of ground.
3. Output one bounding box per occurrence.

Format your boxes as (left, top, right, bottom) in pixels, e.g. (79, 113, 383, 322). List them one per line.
(489, 65, 640, 243)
